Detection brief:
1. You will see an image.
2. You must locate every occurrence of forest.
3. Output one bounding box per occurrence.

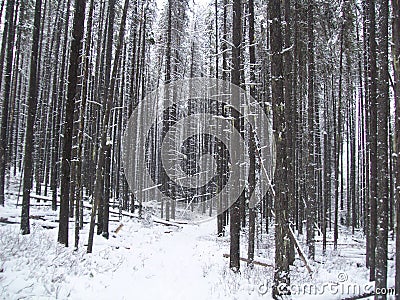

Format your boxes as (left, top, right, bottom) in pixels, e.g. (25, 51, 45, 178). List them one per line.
(0, 0, 399, 299)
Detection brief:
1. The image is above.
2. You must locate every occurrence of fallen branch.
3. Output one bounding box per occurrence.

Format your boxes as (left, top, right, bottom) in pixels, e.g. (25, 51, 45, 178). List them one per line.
(0, 217, 57, 229)
(83, 202, 182, 227)
(223, 254, 274, 268)
(288, 225, 313, 276)
(0, 217, 19, 224)
(6, 191, 54, 202)
(8, 191, 184, 228)
(114, 224, 124, 234)
(270, 210, 313, 276)
(152, 218, 182, 228)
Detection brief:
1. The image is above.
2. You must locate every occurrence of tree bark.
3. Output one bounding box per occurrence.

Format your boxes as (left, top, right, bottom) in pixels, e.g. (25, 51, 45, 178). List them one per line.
(229, 0, 242, 273)
(366, 0, 378, 281)
(270, 0, 290, 297)
(306, 0, 316, 260)
(0, 0, 15, 206)
(375, 0, 389, 297)
(246, 0, 256, 266)
(390, 0, 400, 298)
(87, 0, 129, 253)
(58, 0, 86, 247)
(20, 0, 42, 235)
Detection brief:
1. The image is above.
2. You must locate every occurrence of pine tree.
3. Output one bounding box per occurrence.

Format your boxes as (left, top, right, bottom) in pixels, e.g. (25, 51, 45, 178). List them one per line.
(390, 0, 400, 297)
(87, 0, 129, 253)
(366, 0, 378, 280)
(58, 0, 86, 247)
(270, 0, 290, 297)
(229, 0, 242, 273)
(20, 0, 42, 235)
(247, 0, 256, 265)
(375, 0, 389, 297)
(306, 0, 316, 260)
(0, 0, 16, 206)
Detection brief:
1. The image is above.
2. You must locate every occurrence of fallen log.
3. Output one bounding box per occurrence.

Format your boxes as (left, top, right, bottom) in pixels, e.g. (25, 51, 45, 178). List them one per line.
(6, 191, 54, 203)
(0, 217, 57, 229)
(0, 217, 19, 224)
(8, 191, 184, 228)
(222, 253, 274, 268)
(152, 219, 182, 227)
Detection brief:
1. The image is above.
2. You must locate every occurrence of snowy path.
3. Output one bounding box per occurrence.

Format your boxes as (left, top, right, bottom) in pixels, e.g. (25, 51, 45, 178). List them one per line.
(70, 221, 226, 300)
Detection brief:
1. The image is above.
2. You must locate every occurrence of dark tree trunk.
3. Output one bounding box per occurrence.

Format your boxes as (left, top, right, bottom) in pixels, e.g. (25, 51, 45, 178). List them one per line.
(270, 0, 290, 297)
(58, 0, 86, 247)
(366, 0, 378, 281)
(390, 0, 400, 298)
(375, 0, 389, 297)
(52, 0, 71, 211)
(284, 0, 295, 265)
(334, 10, 345, 250)
(247, 0, 256, 266)
(98, 0, 116, 233)
(162, 0, 173, 221)
(75, 0, 94, 233)
(229, 0, 242, 273)
(87, 0, 129, 253)
(0, 0, 10, 96)
(20, 0, 42, 235)
(102, 143, 111, 239)
(0, 0, 15, 206)
(306, 0, 316, 260)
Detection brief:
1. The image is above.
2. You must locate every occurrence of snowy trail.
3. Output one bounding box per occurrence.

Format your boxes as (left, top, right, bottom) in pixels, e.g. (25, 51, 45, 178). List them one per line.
(66, 220, 228, 300)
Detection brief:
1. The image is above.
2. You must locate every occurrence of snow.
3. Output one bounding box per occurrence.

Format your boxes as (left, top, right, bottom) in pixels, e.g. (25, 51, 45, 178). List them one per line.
(0, 184, 397, 299)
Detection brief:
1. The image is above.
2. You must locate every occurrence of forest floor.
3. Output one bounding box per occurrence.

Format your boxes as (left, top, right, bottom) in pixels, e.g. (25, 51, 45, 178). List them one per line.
(0, 180, 397, 299)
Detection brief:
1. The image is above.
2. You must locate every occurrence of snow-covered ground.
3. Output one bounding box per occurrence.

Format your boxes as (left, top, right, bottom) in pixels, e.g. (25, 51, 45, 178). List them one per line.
(0, 188, 396, 299)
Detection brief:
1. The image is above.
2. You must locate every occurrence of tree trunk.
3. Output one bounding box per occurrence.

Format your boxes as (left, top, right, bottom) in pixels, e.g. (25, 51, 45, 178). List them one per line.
(229, 0, 242, 273)
(366, 0, 378, 281)
(247, 0, 256, 265)
(87, 0, 129, 253)
(0, 0, 15, 206)
(306, 0, 316, 260)
(52, 0, 71, 211)
(390, 0, 400, 297)
(97, 0, 116, 233)
(375, 0, 389, 297)
(20, 0, 42, 235)
(270, 0, 290, 297)
(284, 0, 295, 265)
(58, 0, 86, 247)
(102, 143, 111, 239)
